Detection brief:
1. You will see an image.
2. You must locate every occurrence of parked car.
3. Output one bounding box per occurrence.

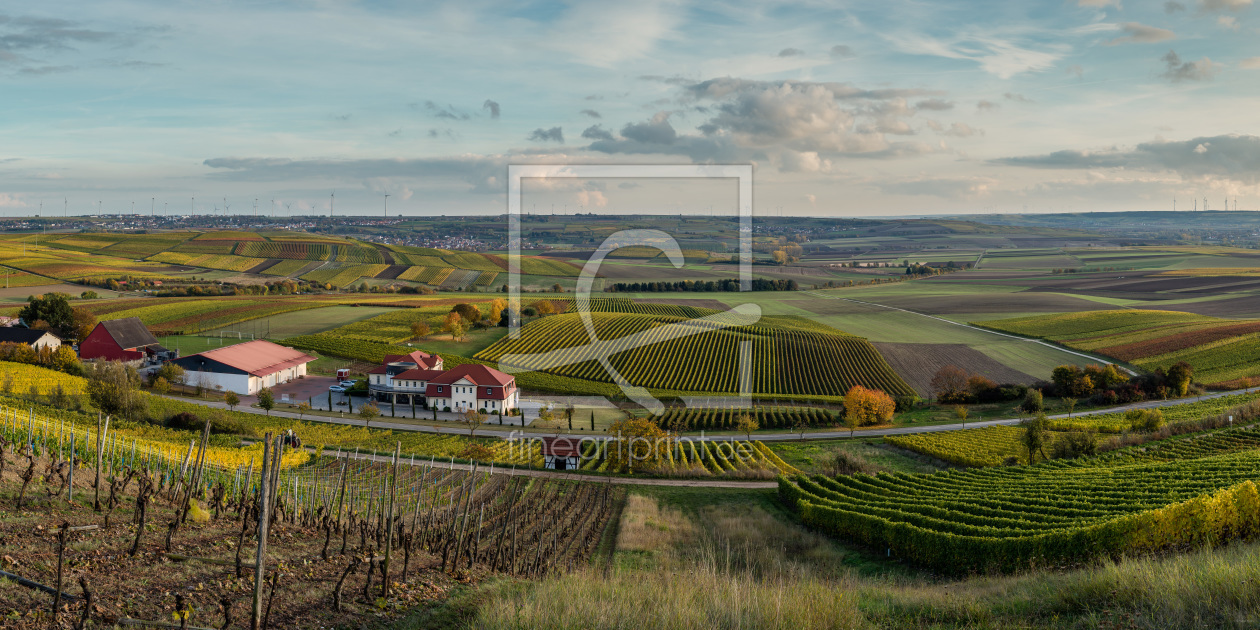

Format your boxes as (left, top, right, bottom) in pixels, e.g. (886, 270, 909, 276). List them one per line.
(328, 385, 346, 393)
(339, 380, 357, 388)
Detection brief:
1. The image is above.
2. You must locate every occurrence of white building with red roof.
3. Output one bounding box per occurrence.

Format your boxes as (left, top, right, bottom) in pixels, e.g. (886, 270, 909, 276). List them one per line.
(170, 339, 315, 395)
(367, 351, 518, 412)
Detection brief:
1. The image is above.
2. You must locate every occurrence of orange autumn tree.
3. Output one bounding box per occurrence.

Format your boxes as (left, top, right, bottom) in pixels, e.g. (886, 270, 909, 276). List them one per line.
(843, 385, 896, 436)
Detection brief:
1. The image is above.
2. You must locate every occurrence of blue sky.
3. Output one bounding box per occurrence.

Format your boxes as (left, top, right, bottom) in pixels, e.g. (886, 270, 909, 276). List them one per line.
(1, 0, 1258, 216)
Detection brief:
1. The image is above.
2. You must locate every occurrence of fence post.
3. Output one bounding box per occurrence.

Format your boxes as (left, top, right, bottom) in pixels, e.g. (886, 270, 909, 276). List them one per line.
(251, 434, 273, 630)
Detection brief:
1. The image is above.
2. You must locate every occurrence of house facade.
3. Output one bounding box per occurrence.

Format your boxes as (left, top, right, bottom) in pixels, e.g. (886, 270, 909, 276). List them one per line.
(170, 339, 315, 395)
(0, 328, 62, 351)
(367, 351, 518, 412)
(541, 437, 581, 471)
(79, 317, 171, 364)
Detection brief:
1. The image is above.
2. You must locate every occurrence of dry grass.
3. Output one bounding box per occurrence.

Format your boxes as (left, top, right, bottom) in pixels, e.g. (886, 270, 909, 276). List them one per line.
(615, 494, 696, 553)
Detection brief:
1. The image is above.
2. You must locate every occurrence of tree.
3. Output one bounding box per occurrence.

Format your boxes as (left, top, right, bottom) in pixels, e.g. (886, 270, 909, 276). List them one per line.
(460, 408, 486, 438)
(953, 405, 968, 424)
(224, 390, 240, 411)
(451, 303, 481, 324)
(930, 365, 969, 403)
(70, 308, 98, 344)
(442, 311, 468, 341)
(85, 361, 148, 422)
(409, 321, 431, 340)
(565, 403, 575, 430)
(359, 402, 380, 428)
(534, 300, 555, 316)
(772, 249, 787, 265)
(536, 404, 554, 426)
(1126, 408, 1164, 432)
(1063, 397, 1077, 417)
(488, 298, 508, 327)
(257, 387, 275, 415)
(1021, 389, 1044, 415)
(151, 376, 170, 395)
(1167, 362, 1193, 397)
(843, 385, 896, 433)
(151, 362, 186, 388)
(521, 306, 537, 318)
(19, 293, 74, 334)
(80, 290, 99, 299)
(735, 413, 759, 440)
(605, 417, 667, 472)
(1021, 414, 1051, 464)
(297, 401, 311, 420)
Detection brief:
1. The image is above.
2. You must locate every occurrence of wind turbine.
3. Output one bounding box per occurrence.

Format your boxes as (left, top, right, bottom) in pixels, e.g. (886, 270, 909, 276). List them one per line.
(383, 193, 390, 219)
(330, 190, 335, 218)
(284, 202, 292, 218)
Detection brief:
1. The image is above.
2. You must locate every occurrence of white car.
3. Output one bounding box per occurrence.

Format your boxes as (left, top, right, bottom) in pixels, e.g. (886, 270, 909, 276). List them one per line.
(328, 385, 347, 393)
(339, 380, 357, 388)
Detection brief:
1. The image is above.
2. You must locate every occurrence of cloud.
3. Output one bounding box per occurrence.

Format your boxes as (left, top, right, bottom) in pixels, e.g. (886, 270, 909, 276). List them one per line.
(0, 15, 115, 52)
(914, 99, 954, 111)
(829, 44, 855, 58)
(387, 128, 402, 137)
(777, 47, 804, 57)
(1004, 92, 1034, 103)
(878, 176, 996, 199)
(416, 101, 470, 121)
(1218, 16, 1240, 30)
(0, 193, 28, 208)
(576, 189, 608, 207)
(17, 64, 74, 75)
(580, 125, 614, 141)
(1241, 56, 1260, 69)
(1106, 23, 1176, 45)
(332, 113, 352, 122)
(482, 100, 500, 119)
(1165, 1, 1187, 11)
(619, 112, 677, 145)
(1078, 0, 1121, 7)
(202, 155, 512, 194)
(1199, 0, 1252, 12)
(994, 134, 1260, 183)
(892, 30, 1070, 78)
(1066, 64, 1084, 78)
(943, 122, 982, 137)
(426, 128, 458, 140)
(364, 177, 414, 201)
(976, 100, 999, 111)
(580, 109, 602, 118)
(1160, 50, 1221, 82)
(528, 126, 564, 143)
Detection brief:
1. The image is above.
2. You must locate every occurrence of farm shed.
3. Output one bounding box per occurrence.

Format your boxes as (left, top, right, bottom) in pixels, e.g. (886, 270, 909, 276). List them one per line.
(171, 339, 314, 395)
(0, 327, 61, 351)
(541, 437, 581, 471)
(79, 317, 169, 364)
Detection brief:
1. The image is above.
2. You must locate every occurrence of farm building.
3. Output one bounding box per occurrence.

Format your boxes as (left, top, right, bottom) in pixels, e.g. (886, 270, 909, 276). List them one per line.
(79, 317, 170, 364)
(171, 339, 315, 395)
(426, 364, 519, 413)
(541, 437, 581, 471)
(0, 327, 61, 351)
(366, 351, 518, 412)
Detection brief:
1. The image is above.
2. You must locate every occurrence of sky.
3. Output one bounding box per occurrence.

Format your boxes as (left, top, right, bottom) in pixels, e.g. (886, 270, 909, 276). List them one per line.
(1, 0, 1258, 217)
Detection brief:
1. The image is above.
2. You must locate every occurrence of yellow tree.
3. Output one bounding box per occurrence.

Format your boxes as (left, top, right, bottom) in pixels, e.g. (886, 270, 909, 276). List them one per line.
(843, 385, 895, 436)
(488, 298, 508, 326)
(442, 311, 467, 340)
(535, 300, 555, 316)
(410, 320, 431, 340)
(605, 417, 667, 473)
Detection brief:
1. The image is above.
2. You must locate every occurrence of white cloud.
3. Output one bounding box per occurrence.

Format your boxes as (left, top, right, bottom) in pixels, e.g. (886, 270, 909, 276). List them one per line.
(1199, 0, 1252, 12)
(1106, 23, 1176, 45)
(0, 194, 28, 208)
(1241, 56, 1260, 69)
(543, 1, 682, 67)
(1161, 50, 1222, 82)
(1218, 16, 1241, 30)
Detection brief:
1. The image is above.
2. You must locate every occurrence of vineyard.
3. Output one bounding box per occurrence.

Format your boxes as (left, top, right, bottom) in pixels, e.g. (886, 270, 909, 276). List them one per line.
(885, 392, 1260, 466)
(0, 266, 56, 287)
(569, 437, 799, 477)
(978, 309, 1260, 385)
(653, 405, 835, 431)
(781, 425, 1260, 573)
(475, 311, 913, 398)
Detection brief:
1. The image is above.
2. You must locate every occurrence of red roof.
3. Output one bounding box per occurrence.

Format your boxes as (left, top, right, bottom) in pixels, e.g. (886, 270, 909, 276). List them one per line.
(368, 365, 388, 374)
(395, 368, 445, 381)
(541, 437, 582, 458)
(425, 364, 515, 400)
(430, 363, 514, 387)
(186, 340, 315, 377)
(383, 350, 441, 370)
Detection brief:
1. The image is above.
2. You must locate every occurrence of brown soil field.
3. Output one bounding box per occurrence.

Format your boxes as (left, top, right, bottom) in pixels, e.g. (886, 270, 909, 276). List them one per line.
(377, 265, 408, 280)
(873, 342, 1039, 397)
(245, 259, 281, 274)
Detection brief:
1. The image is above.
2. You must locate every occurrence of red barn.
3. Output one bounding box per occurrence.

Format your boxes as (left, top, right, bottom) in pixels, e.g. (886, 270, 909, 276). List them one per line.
(79, 317, 168, 363)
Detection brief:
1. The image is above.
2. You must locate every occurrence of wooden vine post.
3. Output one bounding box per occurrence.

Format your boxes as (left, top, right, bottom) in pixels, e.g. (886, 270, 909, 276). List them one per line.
(382, 442, 400, 598)
(251, 433, 274, 630)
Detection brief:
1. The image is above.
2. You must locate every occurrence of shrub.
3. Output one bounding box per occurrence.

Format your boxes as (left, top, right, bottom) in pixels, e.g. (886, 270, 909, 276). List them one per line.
(1126, 408, 1165, 432)
(1020, 389, 1044, 414)
(893, 395, 919, 412)
(1052, 427, 1098, 459)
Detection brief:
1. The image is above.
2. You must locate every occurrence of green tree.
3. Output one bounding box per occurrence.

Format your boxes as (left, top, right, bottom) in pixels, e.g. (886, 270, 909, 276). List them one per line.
(735, 413, 759, 440)
(257, 387, 275, 415)
(1063, 397, 1077, 418)
(1021, 414, 1051, 464)
(1126, 408, 1164, 432)
(1167, 362, 1193, 397)
(1020, 389, 1044, 415)
(151, 376, 170, 395)
(224, 390, 240, 411)
(85, 361, 148, 422)
(358, 401, 380, 428)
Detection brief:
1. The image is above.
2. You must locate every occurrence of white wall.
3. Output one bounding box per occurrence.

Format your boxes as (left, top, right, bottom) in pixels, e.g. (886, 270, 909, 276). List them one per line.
(187, 370, 253, 395)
